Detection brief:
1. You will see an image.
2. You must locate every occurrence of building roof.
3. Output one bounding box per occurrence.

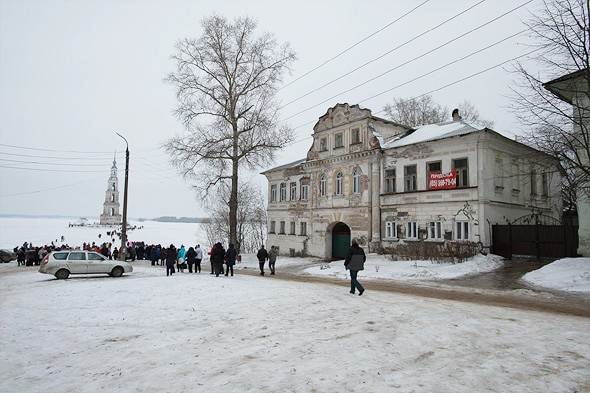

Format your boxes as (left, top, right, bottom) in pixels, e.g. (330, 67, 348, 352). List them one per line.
(382, 119, 487, 148)
(260, 158, 307, 175)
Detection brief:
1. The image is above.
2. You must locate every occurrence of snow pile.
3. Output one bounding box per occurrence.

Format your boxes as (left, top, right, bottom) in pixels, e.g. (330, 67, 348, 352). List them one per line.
(522, 257, 590, 293)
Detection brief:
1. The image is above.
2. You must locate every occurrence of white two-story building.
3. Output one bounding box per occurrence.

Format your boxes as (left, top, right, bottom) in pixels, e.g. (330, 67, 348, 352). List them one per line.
(262, 103, 562, 260)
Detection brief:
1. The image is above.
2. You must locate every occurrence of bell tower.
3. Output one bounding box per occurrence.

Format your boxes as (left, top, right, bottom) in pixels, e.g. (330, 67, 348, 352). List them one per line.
(99, 154, 122, 225)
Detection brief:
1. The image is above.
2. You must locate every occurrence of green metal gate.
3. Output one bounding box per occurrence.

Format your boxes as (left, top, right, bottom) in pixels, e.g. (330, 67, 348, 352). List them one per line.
(332, 222, 351, 260)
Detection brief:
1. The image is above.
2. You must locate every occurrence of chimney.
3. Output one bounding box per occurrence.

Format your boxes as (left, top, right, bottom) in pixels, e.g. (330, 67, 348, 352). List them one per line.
(452, 108, 462, 121)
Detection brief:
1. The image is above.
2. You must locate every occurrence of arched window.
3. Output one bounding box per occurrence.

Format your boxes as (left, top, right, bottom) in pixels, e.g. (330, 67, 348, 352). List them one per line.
(335, 172, 343, 195)
(112, 183, 116, 191)
(320, 175, 326, 196)
(111, 207, 115, 216)
(353, 168, 361, 193)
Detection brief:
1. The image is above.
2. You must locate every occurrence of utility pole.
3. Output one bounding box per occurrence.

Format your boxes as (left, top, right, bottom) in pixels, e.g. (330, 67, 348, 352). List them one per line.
(116, 133, 129, 261)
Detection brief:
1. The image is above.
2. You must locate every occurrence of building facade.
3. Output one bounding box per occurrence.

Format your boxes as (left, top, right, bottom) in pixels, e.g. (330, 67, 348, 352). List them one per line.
(99, 157, 122, 225)
(262, 103, 562, 260)
(544, 69, 590, 256)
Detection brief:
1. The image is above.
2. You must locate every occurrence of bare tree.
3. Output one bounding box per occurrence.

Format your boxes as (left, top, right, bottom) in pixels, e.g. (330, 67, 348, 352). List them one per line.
(164, 15, 296, 246)
(202, 181, 267, 253)
(382, 95, 494, 128)
(510, 0, 589, 198)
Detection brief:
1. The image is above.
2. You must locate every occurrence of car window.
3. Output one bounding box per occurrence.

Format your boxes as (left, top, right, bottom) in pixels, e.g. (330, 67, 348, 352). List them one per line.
(53, 252, 69, 260)
(67, 252, 86, 261)
(88, 253, 106, 261)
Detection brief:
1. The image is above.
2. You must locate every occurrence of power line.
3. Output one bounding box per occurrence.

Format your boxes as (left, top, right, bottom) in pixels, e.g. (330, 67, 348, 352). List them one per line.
(280, 0, 490, 110)
(284, 29, 527, 123)
(283, 47, 542, 147)
(0, 143, 123, 154)
(0, 176, 105, 198)
(0, 158, 108, 167)
(279, 0, 431, 91)
(0, 164, 105, 173)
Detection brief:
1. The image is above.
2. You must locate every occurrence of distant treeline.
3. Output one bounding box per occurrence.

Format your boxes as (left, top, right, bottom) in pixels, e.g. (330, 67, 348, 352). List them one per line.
(147, 216, 210, 223)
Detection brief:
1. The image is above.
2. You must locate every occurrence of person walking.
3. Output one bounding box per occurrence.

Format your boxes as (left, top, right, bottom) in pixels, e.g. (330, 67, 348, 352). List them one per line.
(211, 242, 225, 277)
(186, 246, 197, 273)
(256, 245, 269, 276)
(208, 245, 216, 275)
(268, 246, 279, 275)
(344, 239, 366, 296)
(166, 244, 176, 276)
(194, 244, 203, 273)
(224, 243, 237, 277)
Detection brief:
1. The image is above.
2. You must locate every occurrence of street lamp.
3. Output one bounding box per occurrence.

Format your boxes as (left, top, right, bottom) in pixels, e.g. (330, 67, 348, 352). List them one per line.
(116, 132, 129, 261)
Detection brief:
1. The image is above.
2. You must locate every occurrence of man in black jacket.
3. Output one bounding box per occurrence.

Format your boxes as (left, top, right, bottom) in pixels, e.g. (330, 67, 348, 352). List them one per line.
(344, 239, 366, 296)
(256, 245, 268, 276)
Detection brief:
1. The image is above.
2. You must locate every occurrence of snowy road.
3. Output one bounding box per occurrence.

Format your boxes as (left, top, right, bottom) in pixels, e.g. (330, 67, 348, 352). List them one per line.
(1, 264, 589, 393)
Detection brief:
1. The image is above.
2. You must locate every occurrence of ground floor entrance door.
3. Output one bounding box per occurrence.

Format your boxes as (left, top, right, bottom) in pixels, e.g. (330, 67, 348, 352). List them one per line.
(332, 222, 351, 260)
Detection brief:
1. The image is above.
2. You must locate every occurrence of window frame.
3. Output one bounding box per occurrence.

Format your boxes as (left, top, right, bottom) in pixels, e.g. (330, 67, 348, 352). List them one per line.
(279, 182, 287, 201)
(279, 221, 285, 234)
(290, 182, 297, 201)
(452, 158, 469, 188)
(334, 132, 344, 148)
(427, 221, 443, 240)
(269, 221, 276, 234)
(300, 222, 307, 236)
(351, 127, 361, 144)
(455, 221, 469, 241)
(406, 221, 418, 239)
(270, 184, 277, 202)
(385, 168, 396, 193)
(300, 180, 309, 201)
(353, 168, 361, 193)
(320, 175, 326, 196)
(319, 137, 327, 151)
(385, 221, 397, 239)
(290, 221, 296, 235)
(404, 165, 417, 192)
(335, 172, 343, 195)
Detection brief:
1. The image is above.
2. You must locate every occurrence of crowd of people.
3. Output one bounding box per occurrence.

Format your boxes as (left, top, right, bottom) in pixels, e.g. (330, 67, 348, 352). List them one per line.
(11, 237, 368, 295)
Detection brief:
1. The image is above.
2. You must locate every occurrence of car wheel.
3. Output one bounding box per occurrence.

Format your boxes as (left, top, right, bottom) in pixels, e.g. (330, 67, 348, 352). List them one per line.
(55, 269, 70, 279)
(111, 266, 124, 277)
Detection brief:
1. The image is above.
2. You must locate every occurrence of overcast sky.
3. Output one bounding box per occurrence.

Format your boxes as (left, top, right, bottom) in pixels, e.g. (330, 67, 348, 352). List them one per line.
(0, 0, 549, 219)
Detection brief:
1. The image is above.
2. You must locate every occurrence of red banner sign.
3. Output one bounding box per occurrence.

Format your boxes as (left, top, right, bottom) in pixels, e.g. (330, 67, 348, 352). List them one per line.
(428, 170, 457, 190)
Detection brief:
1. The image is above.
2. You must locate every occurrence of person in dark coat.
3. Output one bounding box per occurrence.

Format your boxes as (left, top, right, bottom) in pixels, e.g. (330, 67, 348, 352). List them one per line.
(224, 243, 237, 277)
(166, 244, 177, 276)
(344, 239, 366, 296)
(256, 245, 268, 276)
(186, 246, 197, 273)
(211, 242, 225, 277)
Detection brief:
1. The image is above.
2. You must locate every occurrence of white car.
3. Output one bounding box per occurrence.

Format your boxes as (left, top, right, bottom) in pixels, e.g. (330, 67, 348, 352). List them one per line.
(39, 250, 133, 279)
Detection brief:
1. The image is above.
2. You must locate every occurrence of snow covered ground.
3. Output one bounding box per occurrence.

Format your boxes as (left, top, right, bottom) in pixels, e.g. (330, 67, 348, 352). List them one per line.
(1, 217, 589, 392)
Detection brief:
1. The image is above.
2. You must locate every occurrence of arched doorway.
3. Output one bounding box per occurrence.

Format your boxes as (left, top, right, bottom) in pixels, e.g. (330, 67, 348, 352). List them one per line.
(331, 222, 351, 260)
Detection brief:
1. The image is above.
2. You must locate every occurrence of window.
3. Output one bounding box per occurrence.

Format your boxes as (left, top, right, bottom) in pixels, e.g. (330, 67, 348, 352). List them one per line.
(320, 175, 326, 196)
(335, 172, 343, 195)
(455, 221, 469, 240)
(110, 207, 115, 216)
(428, 221, 442, 240)
(112, 183, 116, 191)
(319, 137, 327, 151)
(68, 252, 86, 261)
(453, 158, 469, 187)
(427, 161, 441, 177)
(351, 128, 360, 144)
(290, 182, 297, 201)
(385, 221, 397, 239)
(406, 222, 418, 239)
(494, 158, 503, 189)
(279, 221, 285, 234)
(111, 194, 115, 202)
(269, 221, 276, 233)
(353, 168, 361, 193)
(270, 185, 277, 202)
(512, 162, 520, 190)
(300, 222, 307, 235)
(385, 168, 396, 193)
(404, 165, 417, 192)
(280, 183, 287, 201)
(300, 179, 309, 201)
(530, 169, 537, 196)
(334, 132, 343, 148)
(541, 173, 548, 196)
(88, 253, 105, 261)
(290, 222, 296, 235)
